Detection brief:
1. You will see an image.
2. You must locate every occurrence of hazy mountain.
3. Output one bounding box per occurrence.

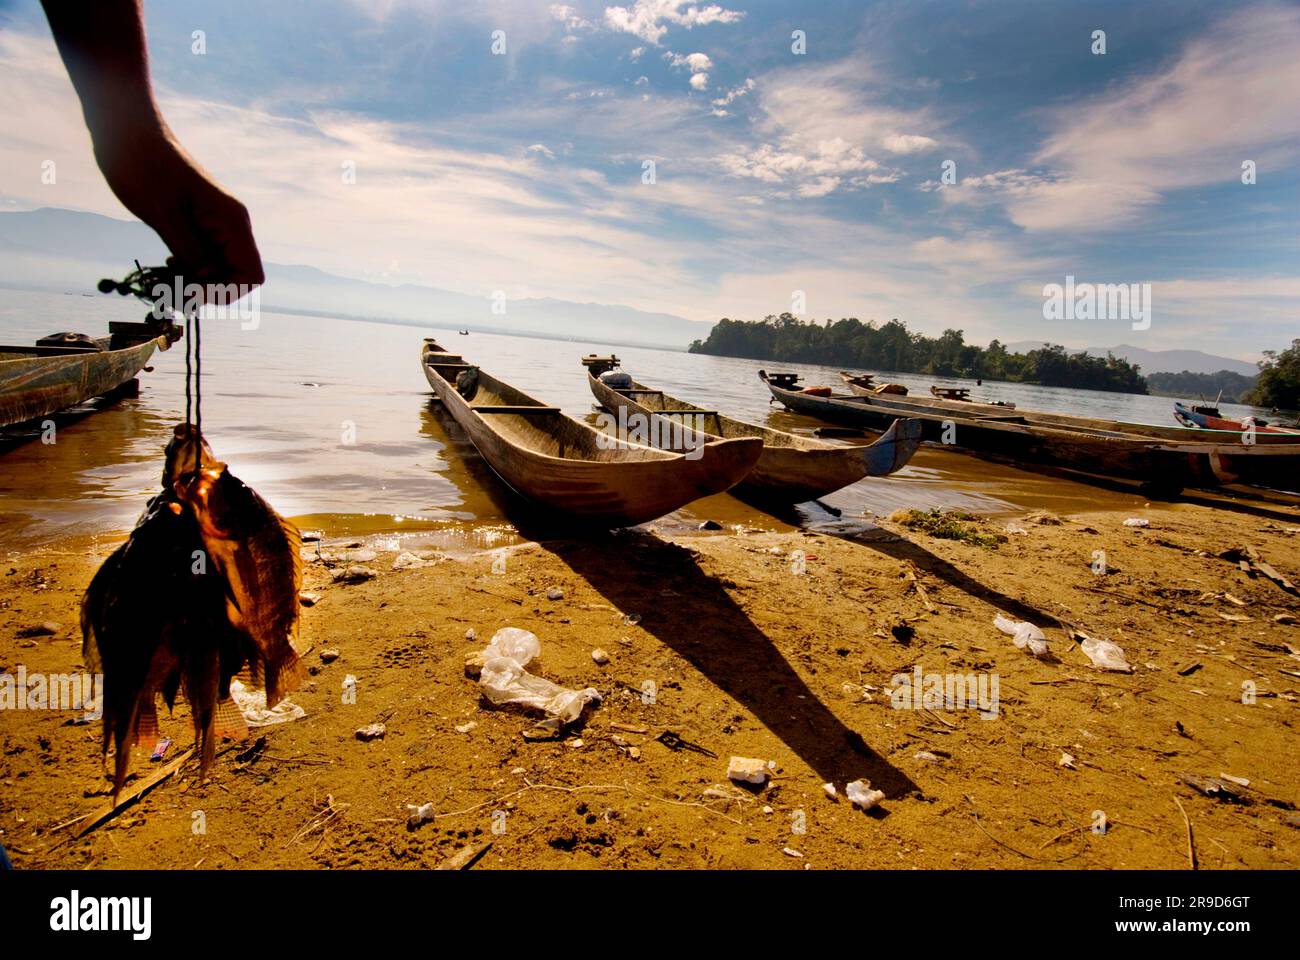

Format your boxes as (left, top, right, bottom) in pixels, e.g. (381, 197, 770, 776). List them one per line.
(1004, 340, 1258, 376)
(0, 207, 713, 349)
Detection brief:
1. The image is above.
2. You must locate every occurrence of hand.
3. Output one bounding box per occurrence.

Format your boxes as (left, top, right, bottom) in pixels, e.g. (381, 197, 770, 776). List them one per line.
(95, 119, 264, 296)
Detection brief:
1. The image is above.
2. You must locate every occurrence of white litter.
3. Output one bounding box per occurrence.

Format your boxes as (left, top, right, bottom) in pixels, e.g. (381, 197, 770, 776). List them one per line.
(846, 779, 885, 810)
(727, 756, 770, 785)
(229, 679, 306, 727)
(476, 627, 600, 726)
(993, 614, 1049, 658)
(822, 782, 838, 800)
(1078, 634, 1133, 673)
(406, 802, 435, 827)
(1123, 518, 1150, 527)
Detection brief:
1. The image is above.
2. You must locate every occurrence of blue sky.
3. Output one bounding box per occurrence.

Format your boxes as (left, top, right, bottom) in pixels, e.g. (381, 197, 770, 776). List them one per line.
(0, 0, 1297, 358)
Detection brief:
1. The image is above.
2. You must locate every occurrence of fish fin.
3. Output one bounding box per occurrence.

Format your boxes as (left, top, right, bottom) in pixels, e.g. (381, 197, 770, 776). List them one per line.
(134, 695, 160, 744)
(213, 697, 249, 741)
(265, 650, 303, 708)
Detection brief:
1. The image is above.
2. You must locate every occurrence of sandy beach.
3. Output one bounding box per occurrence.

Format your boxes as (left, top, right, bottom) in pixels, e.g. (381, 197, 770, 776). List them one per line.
(3, 494, 1297, 870)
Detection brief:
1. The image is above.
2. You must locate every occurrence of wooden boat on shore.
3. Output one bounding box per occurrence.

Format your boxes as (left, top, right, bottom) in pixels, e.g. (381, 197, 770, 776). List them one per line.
(1, 323, 174, 429)
(764, 370, 1300, 493)
(421, 340, 762, 525)
(1173, 401, 1300, 435)
(839, 372, 1017, 410)
(833, 371, 1300, 446)
(581, 355, 922, 503)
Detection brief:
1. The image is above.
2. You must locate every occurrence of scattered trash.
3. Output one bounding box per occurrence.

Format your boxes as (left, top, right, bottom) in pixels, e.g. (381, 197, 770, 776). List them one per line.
(1219, 545, 1298, 596)
(610, 722, 649, 734)
(623, 612, 641, 626)
(476, 627, 600, 726)
(298, 591, 322, 607)
(454, 721, 477, 734)
(1218, 612, 1253, 623)
(463, 650, 487, 679)
(1123, 518, 1150, 528)
(1024, 511, 1064, 526)
(407, 802, 435, 828)
(437, 840, 493, 870)
(591, 648, 610, 665)
(845, 779, 885, 810)
(1058, 752, 1076, 770)
(992, 614, 1049, 657)
(822, 782, 838, 800)
(320, 648, 341, 663)
(727, 756, 770, 785)
(300, 530, 322, 543)
(392, 551, 438, 571)
(1220, 773, 1250, 787)
(1004, 524, 1029, 536)
(782, 847, 803, 858)
(1077, 634, 1133, 673)
(1179, 772, 1249, 803)
(355, 722, 386, 741)
(659, 730, 718, 758)
(465, 628, 477, 641)
(333, 565, 377, 584)
(230, 679, 307, 727)
(914, 751, 942, 765)
(546, 586, 564, 600)
(150, 738, 172, 762)
(569, 739, 584, 749)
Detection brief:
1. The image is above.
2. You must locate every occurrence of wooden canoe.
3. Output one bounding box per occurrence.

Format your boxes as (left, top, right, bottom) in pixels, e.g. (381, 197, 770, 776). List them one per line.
(582, 356, 922, 503)
(421, 340, 762, 525)
(763, 371, 1300, 494)
(835, 372, 1300, 447)
(1173, 401, 1300, 435)
(1, 326, 171, 428)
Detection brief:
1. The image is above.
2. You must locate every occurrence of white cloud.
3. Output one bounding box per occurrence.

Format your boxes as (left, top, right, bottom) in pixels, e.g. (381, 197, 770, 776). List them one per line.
(604, 0, 744, 45)
(526, 143, 555, 158)
(711, 78, 754, 108)
(689, 73, 709, 91)
(1003, 3, 1300, 232)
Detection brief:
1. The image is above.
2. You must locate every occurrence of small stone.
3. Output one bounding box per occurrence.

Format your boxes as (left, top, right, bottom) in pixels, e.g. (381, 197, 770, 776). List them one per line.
(546, 586, 564, 601)
(914, 751, 942, 765)
(591, 648, 610, 665)
(822, 782, 838, 800)
(454, 721, 477, 734)
(782, 847, 803, 858)
(1058, 752, 1077, 770)
(727, 756, 769, 785)
(762, 805, 774, 815)
(465, 628, 477, 641)
(319, 649, 341, 663)
(17, 621, 61, 638)
(355, 723, 386, 742)
(569, 739, 584, 749)
(298, 591, 322, 607)
(698, 519, 723, 531)
(511, 767, 527, 775)
(333, 565, 377, 584)
(1274, 613, 1297, 625)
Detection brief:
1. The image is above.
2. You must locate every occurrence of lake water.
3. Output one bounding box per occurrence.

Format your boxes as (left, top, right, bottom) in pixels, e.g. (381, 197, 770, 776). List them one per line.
(0, 286, 1277, 550)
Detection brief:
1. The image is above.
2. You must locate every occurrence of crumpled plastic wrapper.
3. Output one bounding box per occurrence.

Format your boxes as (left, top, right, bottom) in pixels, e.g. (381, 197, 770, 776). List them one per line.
(476, 628, 601, 727)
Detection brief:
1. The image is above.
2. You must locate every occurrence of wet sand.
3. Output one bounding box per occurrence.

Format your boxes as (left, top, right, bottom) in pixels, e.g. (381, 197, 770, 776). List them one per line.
(3, 493, 1298, 869)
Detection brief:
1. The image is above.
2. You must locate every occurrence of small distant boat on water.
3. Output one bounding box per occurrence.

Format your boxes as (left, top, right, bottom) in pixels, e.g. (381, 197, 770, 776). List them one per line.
(421, 340, 762, 525)
(458, 330, 469, 335)
(1, 322, 176, 429)
(581, 355, 922, 503)
(1173, 401, 1300, 435)
(763, 370, 1300, 494)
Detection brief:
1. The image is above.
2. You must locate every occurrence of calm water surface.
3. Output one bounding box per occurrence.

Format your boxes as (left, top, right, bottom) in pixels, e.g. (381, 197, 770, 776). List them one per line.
(0, 287, 1277, 550)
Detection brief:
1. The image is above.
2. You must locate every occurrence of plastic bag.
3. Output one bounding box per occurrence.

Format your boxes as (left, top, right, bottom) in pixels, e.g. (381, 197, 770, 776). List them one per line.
(1079, 635, 1132, 673)
(993, 614, 1049, 658)
(229, 679, 306, 727)
(477, 628, 600, 726)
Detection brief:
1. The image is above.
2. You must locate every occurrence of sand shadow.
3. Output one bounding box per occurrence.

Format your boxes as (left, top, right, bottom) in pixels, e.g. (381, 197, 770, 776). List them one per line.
(547, 531, 919, 796)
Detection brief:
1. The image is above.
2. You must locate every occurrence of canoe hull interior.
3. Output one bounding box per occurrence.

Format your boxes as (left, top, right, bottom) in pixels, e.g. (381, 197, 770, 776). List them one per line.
(421, 341, 761, 525)
(0, 335, 165, 428)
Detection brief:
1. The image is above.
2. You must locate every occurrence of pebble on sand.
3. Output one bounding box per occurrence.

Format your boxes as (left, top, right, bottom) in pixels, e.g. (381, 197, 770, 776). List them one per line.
(591, 648, 610, 665)
(320, 649, 341, 663)
(546, 586, 564, 600)
(355, 723, 386, 741)
(334, 565, 377, 584)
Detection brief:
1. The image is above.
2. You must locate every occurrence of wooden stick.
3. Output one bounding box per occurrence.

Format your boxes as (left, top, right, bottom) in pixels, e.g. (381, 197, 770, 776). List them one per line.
(1173, 795, 1198, 870)
(76, 748, 195, 838)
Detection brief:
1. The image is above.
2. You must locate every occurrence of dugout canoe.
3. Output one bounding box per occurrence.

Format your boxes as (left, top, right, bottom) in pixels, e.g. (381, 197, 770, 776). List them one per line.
(582, 355, 921, 503)
(764, 371, 1300, 494)
(0, 323, 173, 429)
(421, 340, 762, 525)
(1173, 401, 1300, 436)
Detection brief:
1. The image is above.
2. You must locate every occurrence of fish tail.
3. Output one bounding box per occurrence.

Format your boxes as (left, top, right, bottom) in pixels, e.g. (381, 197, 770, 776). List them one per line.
(213, 697, 249, 741)
(134, 694, 160, 744)
(265, 652, 302, 708)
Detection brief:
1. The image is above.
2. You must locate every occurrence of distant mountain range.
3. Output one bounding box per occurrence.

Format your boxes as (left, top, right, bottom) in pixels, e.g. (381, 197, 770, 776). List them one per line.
(1004, 340, 1258, 377)
(0, 207, 713, 350)
(0, 208, 1266, 371)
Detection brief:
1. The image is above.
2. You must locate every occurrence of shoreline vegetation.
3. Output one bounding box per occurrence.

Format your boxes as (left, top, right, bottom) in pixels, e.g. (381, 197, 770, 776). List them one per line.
(689, 318, 1298, 410)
